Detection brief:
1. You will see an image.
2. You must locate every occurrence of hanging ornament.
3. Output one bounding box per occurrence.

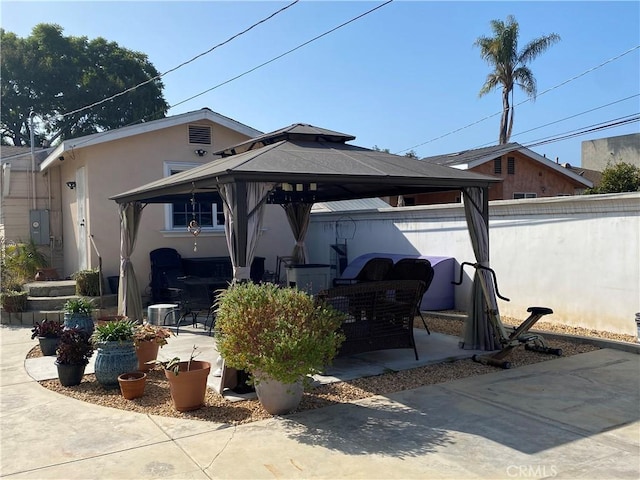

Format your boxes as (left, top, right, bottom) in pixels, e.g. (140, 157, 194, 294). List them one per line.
(188, 191, 201, 252)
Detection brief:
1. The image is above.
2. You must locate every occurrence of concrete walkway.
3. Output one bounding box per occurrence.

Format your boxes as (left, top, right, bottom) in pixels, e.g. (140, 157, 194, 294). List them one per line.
(1, 324, 638, 479)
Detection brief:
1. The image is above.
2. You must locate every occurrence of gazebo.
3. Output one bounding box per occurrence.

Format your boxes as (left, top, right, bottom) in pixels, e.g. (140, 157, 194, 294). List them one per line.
(110, 124, 502, 351)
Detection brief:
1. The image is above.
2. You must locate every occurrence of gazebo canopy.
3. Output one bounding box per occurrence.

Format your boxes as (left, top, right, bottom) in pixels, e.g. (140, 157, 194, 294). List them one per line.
(110, 123, 498, 205)
(111, 123, 501, 352)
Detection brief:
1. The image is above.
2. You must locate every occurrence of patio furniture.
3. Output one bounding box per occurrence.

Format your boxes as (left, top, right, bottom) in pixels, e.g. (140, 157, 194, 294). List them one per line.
(317, 279, 425, 360)
(384, 258, 435, 334)
(332, 257, 393, 286)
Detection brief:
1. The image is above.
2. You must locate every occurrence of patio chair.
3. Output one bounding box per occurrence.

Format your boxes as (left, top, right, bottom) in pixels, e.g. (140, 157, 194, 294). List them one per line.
(384, 258, 435, 333)
(333, 257, 393, 286)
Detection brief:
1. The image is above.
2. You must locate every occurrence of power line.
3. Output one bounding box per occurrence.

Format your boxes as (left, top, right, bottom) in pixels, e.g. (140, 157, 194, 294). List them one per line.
(395, 45, 640, 155)
(61, 0, 301, 119)
(472, 94, 640, 149)
(169, 0, 395, 110)
(523, 114, 639, 149)
(62, 0, 395, 151)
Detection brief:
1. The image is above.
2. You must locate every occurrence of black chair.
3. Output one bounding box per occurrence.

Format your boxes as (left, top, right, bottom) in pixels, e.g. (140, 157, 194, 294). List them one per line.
(384, 258, 435, 333)
(149, 248, 184, 303)
(333, 257, 393, 286)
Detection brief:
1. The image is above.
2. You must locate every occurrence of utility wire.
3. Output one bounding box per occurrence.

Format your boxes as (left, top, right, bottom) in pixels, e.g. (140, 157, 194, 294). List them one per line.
(170, 0, 394, 110)
(63, 0, 395, 150)
(395, 45, 640, 154)
(60, 0, 300, 119)
(472, 93, 640, 149)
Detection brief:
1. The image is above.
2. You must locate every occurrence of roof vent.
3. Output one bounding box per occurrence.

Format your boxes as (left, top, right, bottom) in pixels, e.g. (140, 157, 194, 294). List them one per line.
(189, 125, 212, 145)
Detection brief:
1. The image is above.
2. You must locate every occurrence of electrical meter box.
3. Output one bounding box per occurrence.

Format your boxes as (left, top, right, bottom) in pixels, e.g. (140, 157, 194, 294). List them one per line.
(30, 210, 50, 245)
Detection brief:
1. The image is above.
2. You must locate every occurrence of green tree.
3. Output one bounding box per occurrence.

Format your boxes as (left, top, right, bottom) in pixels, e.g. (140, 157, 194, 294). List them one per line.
(475, 15, 560, 144)
(585, 162, 640, 194)
(1, 24, 168, 146)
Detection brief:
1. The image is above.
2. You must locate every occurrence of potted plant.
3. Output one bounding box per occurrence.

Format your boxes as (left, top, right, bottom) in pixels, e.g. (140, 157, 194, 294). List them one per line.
(133, 323, 173, 371)
(91, 318, 138, 389)
(214, 282, 346, 415)
(117, 371, 147, 400)
(55, 328, 94, 387)
(1, 289, 29, 312)
(72, 269, 101, 296)
(153, 346, 210, 412)
(31, 319, 64, 355)
(62, 297, 95, 335)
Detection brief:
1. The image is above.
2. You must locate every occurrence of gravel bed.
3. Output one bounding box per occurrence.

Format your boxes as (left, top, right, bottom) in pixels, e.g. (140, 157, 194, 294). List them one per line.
(33, 314, 633, 425)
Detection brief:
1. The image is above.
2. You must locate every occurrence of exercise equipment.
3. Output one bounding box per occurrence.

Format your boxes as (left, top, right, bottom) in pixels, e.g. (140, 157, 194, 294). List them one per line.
(453, 262, 562, 369)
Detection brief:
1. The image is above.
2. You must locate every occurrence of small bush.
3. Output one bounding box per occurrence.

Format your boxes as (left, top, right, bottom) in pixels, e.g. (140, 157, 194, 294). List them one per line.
(73, 269, 100, 296)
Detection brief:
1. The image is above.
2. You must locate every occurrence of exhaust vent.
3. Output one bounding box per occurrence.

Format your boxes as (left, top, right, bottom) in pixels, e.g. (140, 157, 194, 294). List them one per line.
(188, 125, 212, 145)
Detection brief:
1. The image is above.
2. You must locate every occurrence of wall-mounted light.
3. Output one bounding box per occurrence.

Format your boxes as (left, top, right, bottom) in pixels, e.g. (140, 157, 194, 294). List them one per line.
(194, 149, 208, 157)
(66, 181, 76, 190)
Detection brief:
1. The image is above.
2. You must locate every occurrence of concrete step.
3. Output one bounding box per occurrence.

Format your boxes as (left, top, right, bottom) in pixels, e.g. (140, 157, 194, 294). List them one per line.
(23, 281, 77, 298)
(26, 294, 118, 312)
(1, 306, 120, 326)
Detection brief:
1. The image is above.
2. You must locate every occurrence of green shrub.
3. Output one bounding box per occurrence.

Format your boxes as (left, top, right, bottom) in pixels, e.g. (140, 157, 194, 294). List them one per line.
(72, 269, 100, 296)
(0, 291, 28, 312)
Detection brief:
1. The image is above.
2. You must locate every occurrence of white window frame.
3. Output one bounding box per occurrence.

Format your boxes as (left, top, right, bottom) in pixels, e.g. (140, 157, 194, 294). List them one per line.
(162, 162, 224, 234)
(513, 192, 537, 199)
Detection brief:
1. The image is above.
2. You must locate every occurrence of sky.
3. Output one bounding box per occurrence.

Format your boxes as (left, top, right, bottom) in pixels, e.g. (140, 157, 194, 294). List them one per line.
(2, 1, 639, 166)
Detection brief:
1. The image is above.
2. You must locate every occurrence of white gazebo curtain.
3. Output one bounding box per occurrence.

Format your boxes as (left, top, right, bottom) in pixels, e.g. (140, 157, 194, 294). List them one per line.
(219, 181, 275, 282)
(460, 187, 500, 351)
(282, 202, 313, 264)
(117, 201, 145, 322)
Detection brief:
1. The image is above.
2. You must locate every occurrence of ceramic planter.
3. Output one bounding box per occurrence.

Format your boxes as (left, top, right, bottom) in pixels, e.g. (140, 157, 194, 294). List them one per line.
(63, 313, 95, 336)
(38, 336, 60, 356)
(254, 374, 304, 415)
(94, 341, 138, 389)
(164, 360, 211, 412)
(135, 341, 160, 372)
(55, 361, 86, 387)
(118, 371, 147, 400)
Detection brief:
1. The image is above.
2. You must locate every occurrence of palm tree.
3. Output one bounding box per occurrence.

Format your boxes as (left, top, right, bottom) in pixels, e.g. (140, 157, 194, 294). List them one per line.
(475, 15, 560, 144)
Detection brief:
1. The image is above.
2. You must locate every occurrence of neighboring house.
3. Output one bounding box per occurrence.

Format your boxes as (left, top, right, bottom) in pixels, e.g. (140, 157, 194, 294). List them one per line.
(1, 145, 56, 256)
(6, 108, 295, 296)
(581, 133, 640, 170)
(560, 163, 603, 190)
(395, 143, 593, 206)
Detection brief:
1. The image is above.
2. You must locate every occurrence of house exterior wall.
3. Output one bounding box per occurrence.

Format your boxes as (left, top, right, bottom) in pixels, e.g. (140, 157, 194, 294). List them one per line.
(405, 151, 588, 206)
(0, 153, 64, 273)
(306, 192, 640, 336)
(43, 119, 294, 292)
(582, 133, 640, 170)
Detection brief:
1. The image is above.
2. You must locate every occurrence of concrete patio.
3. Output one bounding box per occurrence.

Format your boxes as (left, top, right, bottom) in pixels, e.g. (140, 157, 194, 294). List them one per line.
(1, 323, 639, 479)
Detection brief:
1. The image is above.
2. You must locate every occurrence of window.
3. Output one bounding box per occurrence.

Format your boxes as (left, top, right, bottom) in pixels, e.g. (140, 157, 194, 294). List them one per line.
(494, 157, 502, 174)
(164, 162, 224, 230)
(507, 156, 515, 174)
(513, 192, 537, 199)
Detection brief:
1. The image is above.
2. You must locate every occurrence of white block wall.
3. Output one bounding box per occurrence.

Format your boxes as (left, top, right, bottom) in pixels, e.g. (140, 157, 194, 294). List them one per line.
(307, 192, 640, 336)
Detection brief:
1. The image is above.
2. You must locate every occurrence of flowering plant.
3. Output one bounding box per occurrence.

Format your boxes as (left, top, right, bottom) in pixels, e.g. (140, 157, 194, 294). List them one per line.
(133, 323, 173, 347)
(31, 319, 64, 339)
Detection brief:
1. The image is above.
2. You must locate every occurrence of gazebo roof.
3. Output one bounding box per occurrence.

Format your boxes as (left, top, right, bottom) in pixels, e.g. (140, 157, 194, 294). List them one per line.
(111, 124, 499, 205)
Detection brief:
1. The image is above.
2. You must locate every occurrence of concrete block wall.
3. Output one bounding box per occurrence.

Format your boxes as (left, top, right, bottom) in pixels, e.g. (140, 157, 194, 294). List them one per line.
(307, 192, 639, 336)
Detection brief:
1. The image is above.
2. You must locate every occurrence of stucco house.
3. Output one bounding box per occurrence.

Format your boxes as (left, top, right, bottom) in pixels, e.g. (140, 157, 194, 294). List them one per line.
(2, 108, 299, 298)
(395, 143, 593, 206)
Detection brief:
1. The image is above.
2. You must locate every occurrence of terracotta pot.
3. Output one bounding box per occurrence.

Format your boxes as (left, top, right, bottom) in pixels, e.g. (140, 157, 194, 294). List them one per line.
(164, 360, 211, 412)
(118, 371, 147, 400)
(135, 341, 160, 372)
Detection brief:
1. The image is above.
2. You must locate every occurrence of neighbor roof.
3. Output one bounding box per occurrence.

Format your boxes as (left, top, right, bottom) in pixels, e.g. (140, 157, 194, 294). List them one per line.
(111, 123, 500, 205)
(39, 108, 262, 172)
(422, 143, 593, 188)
